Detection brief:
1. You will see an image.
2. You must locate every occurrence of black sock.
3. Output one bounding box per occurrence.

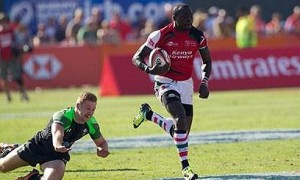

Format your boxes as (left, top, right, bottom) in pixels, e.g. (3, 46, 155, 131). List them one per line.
(182, 159, 190, 169)
(169, 125, 174, 137)
(145, 110, 153, 120)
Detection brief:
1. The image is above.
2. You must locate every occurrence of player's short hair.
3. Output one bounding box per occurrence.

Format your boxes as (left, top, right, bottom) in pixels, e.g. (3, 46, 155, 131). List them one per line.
(76, 92, 97, 104)
(172, 3, 192, 18)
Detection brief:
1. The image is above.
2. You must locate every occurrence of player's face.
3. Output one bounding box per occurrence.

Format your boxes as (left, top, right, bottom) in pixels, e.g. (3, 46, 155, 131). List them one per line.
(174, 7, 193, 31)
(78, 100, 97, 122)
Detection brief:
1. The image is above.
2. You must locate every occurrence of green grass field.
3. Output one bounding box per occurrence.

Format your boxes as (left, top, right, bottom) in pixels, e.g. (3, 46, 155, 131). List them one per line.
(0, 87, 300, 180)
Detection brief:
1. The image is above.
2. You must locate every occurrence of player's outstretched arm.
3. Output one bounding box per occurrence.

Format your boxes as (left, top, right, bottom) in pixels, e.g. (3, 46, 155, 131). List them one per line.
(94, 137, 110, 158)
(51, 123, 71, 153)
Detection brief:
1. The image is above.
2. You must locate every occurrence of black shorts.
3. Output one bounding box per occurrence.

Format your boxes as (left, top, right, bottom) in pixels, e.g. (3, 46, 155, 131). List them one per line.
(17, 138, 70, 167)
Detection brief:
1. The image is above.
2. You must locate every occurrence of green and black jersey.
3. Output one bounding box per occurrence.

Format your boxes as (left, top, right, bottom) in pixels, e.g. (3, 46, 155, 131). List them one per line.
(33, 107, 102, 153)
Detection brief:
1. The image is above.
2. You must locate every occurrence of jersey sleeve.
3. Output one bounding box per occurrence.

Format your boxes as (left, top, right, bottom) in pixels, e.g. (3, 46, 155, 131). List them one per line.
(190, 27, 208, 50)
(199, 37, 208, 50)
(144, 30, 161, 49)
(86, 117, 102, 140)
(52, 110, 72, 129)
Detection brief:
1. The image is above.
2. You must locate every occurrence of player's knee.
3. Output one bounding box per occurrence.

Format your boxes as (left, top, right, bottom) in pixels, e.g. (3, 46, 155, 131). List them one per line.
(42, 160, 65, 180)
(0, 163, 9, 173)
(161, 90, 181, 105)
(42, 171, 64, 180)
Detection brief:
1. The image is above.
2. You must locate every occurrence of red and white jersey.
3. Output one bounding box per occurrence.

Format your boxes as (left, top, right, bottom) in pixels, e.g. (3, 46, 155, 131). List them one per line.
(284, 14, 300, 32)
(0, 27, 14, 61)
(144, 23, 207, 81)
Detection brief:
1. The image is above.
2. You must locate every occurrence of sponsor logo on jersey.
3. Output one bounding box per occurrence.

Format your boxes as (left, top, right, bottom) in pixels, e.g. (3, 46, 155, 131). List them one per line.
(82, 128, 88, 136)
(185, 40, 198, 47)
(166, 41, 179, 47)
(170, 50, 193, 59)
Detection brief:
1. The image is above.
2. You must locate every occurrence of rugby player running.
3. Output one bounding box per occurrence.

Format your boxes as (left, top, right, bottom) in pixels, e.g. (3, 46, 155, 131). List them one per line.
(132, 3, 212, 180)
(0, 92, 109, 180)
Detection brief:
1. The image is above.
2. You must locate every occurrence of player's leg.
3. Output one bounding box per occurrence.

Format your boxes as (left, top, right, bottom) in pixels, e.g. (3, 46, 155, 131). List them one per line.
(133, 95, 175, 136)
(132, 95, 175, 134)
(11, 58, 29, 101)
(14, 77, 29, 101)
(0, 61, 11, 102)
(0, 146, 29, 172)
(161, 90, 198, 179)
(174, 79, 198, 180)
(0, 143, 19, 158)
(133, 80, 189, 136)
(183, 104, 193, 136)
(40, 160, 66, 180)
(161, 90, 191, 168)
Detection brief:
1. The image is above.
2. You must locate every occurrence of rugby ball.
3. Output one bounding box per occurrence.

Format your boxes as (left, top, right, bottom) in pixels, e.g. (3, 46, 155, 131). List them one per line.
(149, 48, 171, 74)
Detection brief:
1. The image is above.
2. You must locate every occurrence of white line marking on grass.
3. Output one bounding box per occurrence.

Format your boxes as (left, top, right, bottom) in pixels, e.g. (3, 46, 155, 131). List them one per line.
(72, 129, 300, 152)
(0, 112, 51, 120)
(157, 172, 300, 180)
(71, 129, 300, 179)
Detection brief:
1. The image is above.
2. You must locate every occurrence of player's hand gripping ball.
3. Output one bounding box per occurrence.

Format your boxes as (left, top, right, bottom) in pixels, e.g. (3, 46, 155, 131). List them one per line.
(148, 48, 171, 75)
(199, 83, 209, 99)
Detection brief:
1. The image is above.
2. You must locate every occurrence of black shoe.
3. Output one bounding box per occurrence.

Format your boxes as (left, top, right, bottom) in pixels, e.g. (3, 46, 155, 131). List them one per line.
(133, 103, 151, 128)
(0, 143, 18, 158)
(16, 169, 40, 180)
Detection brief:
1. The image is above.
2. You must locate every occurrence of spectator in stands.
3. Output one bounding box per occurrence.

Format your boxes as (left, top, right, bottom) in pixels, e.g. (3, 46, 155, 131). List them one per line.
(97, 20, 121, 45)
(44, 17, 57, 44)
(284, 6, 300, 35)
(55, 14, 68, 43)
(91, 6, 104, 31)
(157, 3, 173, 29)
(192, 9, 208, 36)
(139, 19, 157, 41)
(33, 23, 50, 46)
(235, 6, 257, 48)
(109, 11, 132, 41)
(128, 11, 146, 42)
(205, 6, 219, 38)
(212, 8, 235, 38)
(77, 17, 98, 46)
(65, 8, 84, 45)
(265, 12, 284, 35)
(249, 5, 266, 35)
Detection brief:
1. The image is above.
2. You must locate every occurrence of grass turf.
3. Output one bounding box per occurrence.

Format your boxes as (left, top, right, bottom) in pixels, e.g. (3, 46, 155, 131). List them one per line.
(0, 87, 299, 179)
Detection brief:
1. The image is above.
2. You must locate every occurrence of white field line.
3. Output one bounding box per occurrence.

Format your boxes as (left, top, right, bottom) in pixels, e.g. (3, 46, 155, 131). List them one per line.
(73, 129, 300, 179)
(157, 172, 300, 180)
(0, 112, 51, 120)
(72, 129, 300, 152)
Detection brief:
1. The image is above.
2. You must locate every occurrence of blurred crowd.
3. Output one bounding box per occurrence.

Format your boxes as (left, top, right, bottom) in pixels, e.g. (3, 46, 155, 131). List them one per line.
(1, 4, 300, 47)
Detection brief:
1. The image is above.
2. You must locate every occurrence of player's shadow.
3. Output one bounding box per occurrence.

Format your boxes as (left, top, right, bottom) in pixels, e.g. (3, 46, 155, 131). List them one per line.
(66, 168, 138, 172)
(15, 168, 138, 174)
